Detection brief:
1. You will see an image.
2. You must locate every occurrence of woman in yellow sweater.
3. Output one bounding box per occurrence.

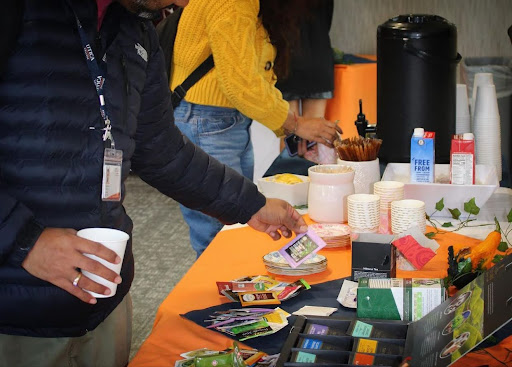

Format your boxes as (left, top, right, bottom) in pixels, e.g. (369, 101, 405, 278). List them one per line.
(171, 0, 340, 256)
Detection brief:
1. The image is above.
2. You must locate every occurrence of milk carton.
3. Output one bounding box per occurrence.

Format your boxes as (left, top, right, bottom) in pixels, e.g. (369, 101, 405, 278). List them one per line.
(410, 128, 435, 183)
(450, 133, 475, 185)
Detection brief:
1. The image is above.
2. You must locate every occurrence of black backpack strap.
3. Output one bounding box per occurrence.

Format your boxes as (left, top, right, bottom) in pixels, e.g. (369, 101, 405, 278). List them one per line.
(156, 7, 214, 108)
(0, 1, 24, 77)
(171, 55, 214, 108)
(156, 7, 183, 82)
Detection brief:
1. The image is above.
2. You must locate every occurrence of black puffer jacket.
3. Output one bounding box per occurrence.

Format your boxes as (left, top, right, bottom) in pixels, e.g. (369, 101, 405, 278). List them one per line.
(0, 0, 265, 337)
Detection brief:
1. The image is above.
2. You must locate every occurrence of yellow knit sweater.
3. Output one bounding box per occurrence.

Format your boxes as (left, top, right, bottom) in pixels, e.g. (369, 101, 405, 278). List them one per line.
(170, 0, 289, 133)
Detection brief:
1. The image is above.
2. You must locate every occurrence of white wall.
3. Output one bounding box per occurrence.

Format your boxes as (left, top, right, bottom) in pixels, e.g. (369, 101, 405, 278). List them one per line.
(330, 0, 512, 58)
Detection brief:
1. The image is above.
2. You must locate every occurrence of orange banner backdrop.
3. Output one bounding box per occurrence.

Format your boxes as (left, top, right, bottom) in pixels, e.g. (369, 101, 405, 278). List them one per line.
(325, 56, 377, 139)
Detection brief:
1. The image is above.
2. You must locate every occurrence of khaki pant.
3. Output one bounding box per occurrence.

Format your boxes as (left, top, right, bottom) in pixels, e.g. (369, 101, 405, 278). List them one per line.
(0, 294, 132, 367)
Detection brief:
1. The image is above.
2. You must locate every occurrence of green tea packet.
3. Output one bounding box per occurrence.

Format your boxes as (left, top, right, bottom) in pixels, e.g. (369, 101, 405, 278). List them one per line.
(347, 320, 396, 339)
(228, 320, 274, 341)
(194, 342, 245, 367)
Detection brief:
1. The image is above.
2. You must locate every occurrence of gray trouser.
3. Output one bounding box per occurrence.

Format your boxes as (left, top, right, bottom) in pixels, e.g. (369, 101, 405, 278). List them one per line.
(0, 294, 132, 367)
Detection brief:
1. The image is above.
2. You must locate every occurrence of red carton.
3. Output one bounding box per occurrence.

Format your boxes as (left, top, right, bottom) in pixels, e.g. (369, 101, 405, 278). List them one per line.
(450, 133, 475, 185)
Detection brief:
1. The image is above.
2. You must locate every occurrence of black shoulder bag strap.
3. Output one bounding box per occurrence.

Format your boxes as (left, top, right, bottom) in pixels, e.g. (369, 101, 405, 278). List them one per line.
(0, 0, 25, 78)
(156, 7, 214, 108)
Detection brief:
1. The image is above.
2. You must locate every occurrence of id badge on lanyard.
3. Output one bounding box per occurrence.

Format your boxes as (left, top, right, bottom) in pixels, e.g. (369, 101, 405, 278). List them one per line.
(67, 2, 123, 201)
(102, 148, 123, 201)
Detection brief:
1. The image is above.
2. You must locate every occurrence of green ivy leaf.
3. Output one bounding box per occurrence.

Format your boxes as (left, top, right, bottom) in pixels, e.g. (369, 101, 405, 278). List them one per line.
(498, 242, 509, 252)
(464, 198, 480, 215)
(435, 198, 445, 212)
(508, 208, 512, 223)
(442, 222, 453, 228)
(448, 208, 461, 220)
(492, 254, 504, 264)
(457, 258, 472, 274)
(425, 232, 436, 239)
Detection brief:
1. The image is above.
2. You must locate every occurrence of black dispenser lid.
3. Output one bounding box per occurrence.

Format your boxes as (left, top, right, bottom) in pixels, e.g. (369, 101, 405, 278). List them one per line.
(378, 14, 457, 39)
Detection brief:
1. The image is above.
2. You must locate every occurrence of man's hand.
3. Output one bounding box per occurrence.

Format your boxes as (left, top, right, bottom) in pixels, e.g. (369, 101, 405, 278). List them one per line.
(247, 198, 308, 240)
(22, 228, 122, 304)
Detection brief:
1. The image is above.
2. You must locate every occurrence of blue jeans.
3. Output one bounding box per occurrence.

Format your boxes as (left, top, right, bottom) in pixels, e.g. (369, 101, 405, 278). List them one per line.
(174, 101, 254, 257)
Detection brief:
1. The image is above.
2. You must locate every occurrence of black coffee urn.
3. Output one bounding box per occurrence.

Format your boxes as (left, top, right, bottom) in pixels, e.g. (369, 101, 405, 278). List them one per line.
(377, 15, 461, 163)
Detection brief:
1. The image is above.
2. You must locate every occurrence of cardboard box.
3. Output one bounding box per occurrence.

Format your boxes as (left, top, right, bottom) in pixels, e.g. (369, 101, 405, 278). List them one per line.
(351, 233, 396, 281)
(357, 278, 446, 321)
(277, 253, 512, 367)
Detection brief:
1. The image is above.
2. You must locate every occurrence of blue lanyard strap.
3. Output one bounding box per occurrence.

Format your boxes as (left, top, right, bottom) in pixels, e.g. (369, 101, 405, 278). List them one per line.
(67, 1, 115, 148)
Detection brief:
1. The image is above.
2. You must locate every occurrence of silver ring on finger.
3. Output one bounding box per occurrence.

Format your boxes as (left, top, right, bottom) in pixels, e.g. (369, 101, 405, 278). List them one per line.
(72, 271, 82, 287)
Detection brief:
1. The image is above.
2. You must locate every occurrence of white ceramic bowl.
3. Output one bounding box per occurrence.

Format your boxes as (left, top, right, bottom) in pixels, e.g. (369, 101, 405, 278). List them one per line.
(257, 174, 309, 207)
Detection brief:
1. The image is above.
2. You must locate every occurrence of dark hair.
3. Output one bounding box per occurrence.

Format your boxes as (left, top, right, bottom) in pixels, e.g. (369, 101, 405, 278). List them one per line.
(259, 0, 316, 79)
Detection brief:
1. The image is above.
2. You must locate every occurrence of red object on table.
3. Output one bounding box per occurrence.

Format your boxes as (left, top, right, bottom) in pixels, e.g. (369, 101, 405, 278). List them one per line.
(128, 216, 485, 366)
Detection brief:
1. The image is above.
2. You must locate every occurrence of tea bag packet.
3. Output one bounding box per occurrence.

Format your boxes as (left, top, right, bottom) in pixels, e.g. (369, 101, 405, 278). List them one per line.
(232, 320, 273, 341)
(194, 342, 245, 367)
(277, 279, 310, 301)
(349, 352, 402, 367)
(297, 337, 343, 350)
(239, 291, 280, 306)
(305, 323, 348, 336)
(352, 338, 404, 355)
(337, 279, 358, 309)
(292, 306, 338, 317)
(250, 275, 281, 290)
(180, 348, 220, 359)
(291, 351, 337, 363)
(278, 229, 327, 268)
(347, 320, 395, 339)
(392, 225, 440, 270)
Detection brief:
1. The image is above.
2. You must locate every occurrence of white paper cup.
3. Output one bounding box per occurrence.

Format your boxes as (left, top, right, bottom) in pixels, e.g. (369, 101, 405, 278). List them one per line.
(77, 228, 129, 298)
(391, 200, 426, 234)
(373, 180, 404, 211)
(473, 84, 500, 119)
(347, 194, 380, 233)
(456, 84, 470, 119)
(471, 72, 494, 119)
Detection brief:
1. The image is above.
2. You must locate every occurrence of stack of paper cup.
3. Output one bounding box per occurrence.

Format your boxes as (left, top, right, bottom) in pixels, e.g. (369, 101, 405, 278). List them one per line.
(456, 84, 471, 134)
(473, 84, 502, 181)
(347, 194, 380, 233)
(391, 200, 426, 234)
(470, 72, 494, 125)
(373, 181, 404, 234)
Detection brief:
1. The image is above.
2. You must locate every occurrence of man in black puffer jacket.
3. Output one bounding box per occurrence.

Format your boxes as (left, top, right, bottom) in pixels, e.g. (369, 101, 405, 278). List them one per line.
(0, 0, 307, 365)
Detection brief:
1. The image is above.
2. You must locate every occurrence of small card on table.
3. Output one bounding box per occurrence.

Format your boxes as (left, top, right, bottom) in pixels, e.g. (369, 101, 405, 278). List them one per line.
(278, 229, 327, 268)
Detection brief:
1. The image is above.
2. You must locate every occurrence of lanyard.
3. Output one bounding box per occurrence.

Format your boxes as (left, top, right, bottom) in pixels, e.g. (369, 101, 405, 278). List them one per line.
(67, 1, 115, 149)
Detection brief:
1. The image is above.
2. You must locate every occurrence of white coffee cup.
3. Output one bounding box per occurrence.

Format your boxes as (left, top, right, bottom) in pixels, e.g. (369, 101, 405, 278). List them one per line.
(76, 228, 129, 298)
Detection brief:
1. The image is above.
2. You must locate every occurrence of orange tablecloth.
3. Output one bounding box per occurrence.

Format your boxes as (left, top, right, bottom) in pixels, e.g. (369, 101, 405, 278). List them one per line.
(325, 56, 377, 139)
(129, 216, 482, 366)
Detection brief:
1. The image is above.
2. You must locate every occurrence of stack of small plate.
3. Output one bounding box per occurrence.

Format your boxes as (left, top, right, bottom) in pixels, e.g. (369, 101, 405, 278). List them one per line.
(263, 251, 327, 276)
(309, 223, 351, 248)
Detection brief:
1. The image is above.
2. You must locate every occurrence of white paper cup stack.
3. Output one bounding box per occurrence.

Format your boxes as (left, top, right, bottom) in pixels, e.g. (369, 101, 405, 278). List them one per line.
(391, 199, 426, 235)
(456, 84, 471, 134)
(470, 72, 494, 127)
(373, 181, 405, 234)
(473, 83, 502, 181)
(347, 194, 380, 233)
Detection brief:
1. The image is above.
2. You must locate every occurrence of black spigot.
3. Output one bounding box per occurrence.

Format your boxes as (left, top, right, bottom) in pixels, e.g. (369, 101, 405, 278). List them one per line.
(355, 99, 368, 137)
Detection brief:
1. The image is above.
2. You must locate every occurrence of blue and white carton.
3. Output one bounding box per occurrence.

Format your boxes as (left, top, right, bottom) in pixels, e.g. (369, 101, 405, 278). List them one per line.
(410, 128, 435, 183)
